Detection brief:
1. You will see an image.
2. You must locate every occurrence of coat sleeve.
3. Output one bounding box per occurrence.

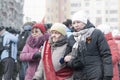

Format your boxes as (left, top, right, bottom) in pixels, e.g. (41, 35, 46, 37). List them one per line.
(109, 40, 119, 64)
(20, 44, 36, 61)
(33, 60, 44, 80)
(7, 33, 18, 43)
(97, 31, 113, 77)
(33, 42, 46, 80)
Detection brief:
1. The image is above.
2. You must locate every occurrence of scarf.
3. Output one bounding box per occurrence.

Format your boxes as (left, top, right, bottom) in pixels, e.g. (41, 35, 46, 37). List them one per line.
(43, 40, 73, 80)
(49, 35, 68, 47)
(26, 33, 49, 48)
(71, 27, 95, 57)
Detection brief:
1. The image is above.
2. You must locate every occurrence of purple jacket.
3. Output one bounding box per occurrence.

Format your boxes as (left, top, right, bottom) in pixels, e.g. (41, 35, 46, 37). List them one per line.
(20, 44, 40, 80)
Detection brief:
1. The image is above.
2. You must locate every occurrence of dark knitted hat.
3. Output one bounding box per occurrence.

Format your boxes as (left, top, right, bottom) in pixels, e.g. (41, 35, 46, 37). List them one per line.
(0, 26, 4, 31)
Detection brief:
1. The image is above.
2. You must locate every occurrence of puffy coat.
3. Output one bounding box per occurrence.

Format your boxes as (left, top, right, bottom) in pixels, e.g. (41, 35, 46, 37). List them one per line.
(66, 21, 113, 80)
(105, 32, 119, 80)
(20, 44, 40, 80)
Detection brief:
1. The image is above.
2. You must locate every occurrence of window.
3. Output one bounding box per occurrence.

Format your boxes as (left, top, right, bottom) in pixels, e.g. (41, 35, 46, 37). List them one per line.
(71, 3, 78, 7)
(97, 10, 101, 14)
(106, 18, 108, 22)
(85, 2, 90, 6)
(109, 18, 118, 22)
(109, 10, 118, 14)
(96, 17, 102, 25)
(106, 10, 108, 14)
(71, 11, 75, 15)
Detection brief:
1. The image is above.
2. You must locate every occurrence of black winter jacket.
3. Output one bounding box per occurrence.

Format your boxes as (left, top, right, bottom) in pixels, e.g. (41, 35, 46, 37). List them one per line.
(65, 21, 113, 79)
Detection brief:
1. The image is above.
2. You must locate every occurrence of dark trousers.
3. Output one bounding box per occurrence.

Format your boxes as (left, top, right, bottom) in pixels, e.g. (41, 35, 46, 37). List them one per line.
(12, 62, 19, 80)
(19, 62, 28, 80)
(0, 57, 15, 80)
(17, 51, 28, 80)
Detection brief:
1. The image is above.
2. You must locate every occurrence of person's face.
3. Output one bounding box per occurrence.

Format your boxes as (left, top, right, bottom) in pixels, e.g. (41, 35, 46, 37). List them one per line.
(0, 29, 5, 35)
(50, 30, 62, 42)
(72, 20, 86, 32)
(32, 28, 43, 37)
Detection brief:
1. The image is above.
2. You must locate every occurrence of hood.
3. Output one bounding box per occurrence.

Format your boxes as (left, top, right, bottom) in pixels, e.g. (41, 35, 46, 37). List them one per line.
(83, 20, 95, 29)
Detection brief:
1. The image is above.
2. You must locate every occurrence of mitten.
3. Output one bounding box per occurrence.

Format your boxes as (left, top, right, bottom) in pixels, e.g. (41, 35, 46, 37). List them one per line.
(66, 58, 84, 70)
(32, 51, 41, 59)
(103, 76, 112, 80)
(59, 58, 65, 64)
(72, 58, 84, 70)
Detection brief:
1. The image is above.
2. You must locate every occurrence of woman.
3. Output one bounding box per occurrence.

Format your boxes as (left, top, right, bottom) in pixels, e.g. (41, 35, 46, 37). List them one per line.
(97, 24, 120, 80)
(33, 23, 73, 80)
(64, 10, 113, 80)
(20, 23, 49, 80)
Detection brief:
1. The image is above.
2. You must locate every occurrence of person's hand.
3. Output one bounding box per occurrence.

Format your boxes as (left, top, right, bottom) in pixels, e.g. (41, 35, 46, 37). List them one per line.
(32, 51, 41, 59)
(64, 55, 73, 62)
(103, 76, 112, 80)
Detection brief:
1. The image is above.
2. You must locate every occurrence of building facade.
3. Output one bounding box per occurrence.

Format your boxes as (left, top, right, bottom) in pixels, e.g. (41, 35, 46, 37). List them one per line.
(45, 0, 70, 23)
(0, 0, 24, 29)
(70, 0, 119, 31)
(119, 0, 120, 31)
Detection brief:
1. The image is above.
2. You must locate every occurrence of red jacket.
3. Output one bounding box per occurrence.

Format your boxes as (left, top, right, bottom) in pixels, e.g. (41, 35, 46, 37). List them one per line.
(105, 32, 120, 80)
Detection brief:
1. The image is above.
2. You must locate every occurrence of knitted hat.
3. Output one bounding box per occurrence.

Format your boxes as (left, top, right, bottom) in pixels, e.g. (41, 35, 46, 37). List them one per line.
(32, 23, 46, 34)
(50, 23, 67, 36)
(23, 25, 32, 31)
(0, 26, 4, 31)
(72, 10, 88, 24)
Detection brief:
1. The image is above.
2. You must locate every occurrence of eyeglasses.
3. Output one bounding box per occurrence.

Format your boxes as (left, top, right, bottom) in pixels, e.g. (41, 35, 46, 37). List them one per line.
(32, 30, 38, 33)
(32, 28, 42, 34)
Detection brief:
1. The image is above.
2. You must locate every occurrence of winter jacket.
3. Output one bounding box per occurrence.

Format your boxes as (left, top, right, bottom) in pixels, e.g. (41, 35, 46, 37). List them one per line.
(105, 32, 119, 80)
(66, 27, 72, 38)
(20, 44, 40, 80)
(1, 31, 18, 61)
(66, 21, 113, 80)
(33, 36, 73, 80)
(20, 33, 49, 80)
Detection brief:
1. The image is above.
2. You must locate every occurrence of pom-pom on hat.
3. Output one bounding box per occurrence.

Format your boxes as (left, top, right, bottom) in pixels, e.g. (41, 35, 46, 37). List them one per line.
(72, 10, 88, 24)
(32, 23, 46, 34)
(50, 23, 67, 36)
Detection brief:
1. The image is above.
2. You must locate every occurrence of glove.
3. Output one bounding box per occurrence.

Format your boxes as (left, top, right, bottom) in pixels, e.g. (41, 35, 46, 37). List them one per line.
(59, 58, 65, 64)
(103, 76, 112, 80)
(32, 51, 41, 59)
(66, 58, 84, 70)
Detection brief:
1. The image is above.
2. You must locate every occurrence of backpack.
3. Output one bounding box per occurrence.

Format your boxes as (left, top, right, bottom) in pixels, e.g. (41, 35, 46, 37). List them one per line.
(17, 30, 31, 51)
(0, 36, 4, 54)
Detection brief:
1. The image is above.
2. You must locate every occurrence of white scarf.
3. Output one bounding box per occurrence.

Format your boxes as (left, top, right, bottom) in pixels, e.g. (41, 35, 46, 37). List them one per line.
(70, 27, 95, 57)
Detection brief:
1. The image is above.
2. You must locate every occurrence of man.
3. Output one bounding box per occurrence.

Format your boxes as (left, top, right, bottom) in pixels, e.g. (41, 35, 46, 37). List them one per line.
(0, 26, 18, 80)
(64, 10, 113, 80)
(63, 19, 74, 38)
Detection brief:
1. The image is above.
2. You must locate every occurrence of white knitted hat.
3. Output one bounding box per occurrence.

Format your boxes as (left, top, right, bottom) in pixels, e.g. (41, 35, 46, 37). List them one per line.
(50, 23, 67, 36)
(72, 10, 88, 24)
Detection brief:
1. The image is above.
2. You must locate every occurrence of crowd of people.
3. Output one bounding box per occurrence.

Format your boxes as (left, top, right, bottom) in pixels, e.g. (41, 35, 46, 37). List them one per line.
(0, 10, 120, 80)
